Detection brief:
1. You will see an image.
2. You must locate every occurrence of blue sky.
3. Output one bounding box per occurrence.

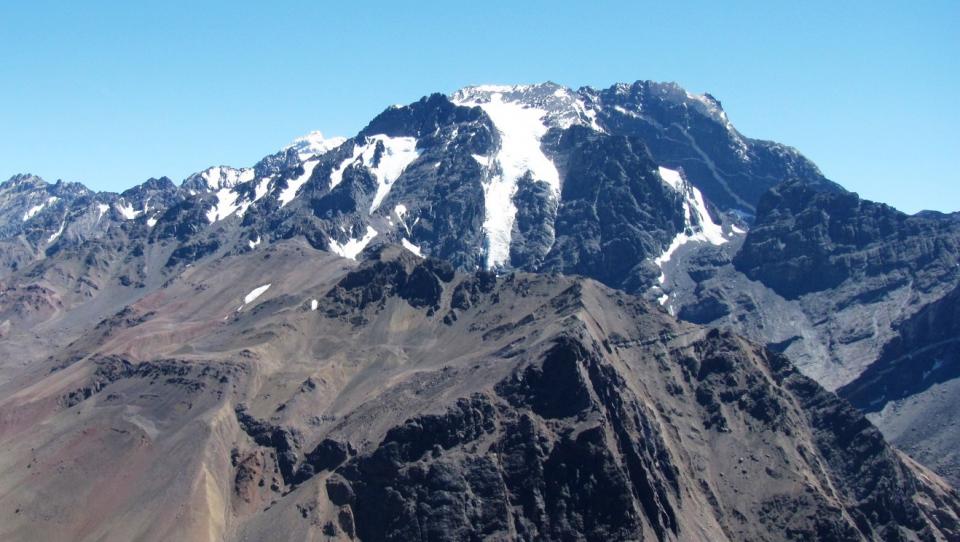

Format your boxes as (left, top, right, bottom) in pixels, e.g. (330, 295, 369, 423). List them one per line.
(1, 1, 956, 213)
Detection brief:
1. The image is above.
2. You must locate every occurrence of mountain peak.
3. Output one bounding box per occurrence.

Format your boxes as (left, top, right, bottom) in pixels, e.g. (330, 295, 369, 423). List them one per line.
(282, 130, 347, 161)
(195, 166, 256, 190)
(2, 173, 48, 191)
(451, 81, 602, 132)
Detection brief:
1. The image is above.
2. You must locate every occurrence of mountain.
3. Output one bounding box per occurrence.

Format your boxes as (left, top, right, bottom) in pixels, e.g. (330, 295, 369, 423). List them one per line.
(0, 81, 826, 281)
(1, 79, 959, 539)
(0, 244, 956, 541)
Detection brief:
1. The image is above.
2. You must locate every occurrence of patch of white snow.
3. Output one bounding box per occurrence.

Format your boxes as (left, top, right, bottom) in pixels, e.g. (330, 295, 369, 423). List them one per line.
(242, 284, 271, 306)
(401, 238, 423, 257)
(115, 200, 142, 220)
(47, 220, 65, 243)
(329, 146, 364, 189)
(452, 92, 560, 268)
(278, 160, 319, 207)
(96, 203, 110, 222)
(657, 166, 684, 191)
(361, 135, 420, 212)
(284, 131, 347, 161)
(206, 188, 241, 223)
(201, 166, 254, 190)
(327, 225, 378, 260)
(394, 204, 411, 234)
(653, 167, 728, 282)
(23, 203, 45, 221)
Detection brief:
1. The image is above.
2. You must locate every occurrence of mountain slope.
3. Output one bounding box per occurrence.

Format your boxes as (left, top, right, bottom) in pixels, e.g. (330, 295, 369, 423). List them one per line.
(661, 179, 960, 484)
(0, 243, 955, 541)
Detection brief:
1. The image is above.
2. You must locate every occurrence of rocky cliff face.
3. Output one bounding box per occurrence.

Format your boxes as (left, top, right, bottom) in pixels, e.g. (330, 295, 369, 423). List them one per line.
(0, 244, 955, 541)
(582, 81, 828, 211)
(734, 180, 960, 299)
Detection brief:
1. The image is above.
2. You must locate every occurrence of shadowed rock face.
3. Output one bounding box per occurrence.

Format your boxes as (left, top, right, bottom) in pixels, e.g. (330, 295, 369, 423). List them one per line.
(734, 180, 960, 300)
(841, 283, 960, 413)
(583, 81, 829, 212)
(536, 128, 683, 292)
(675, 181, 960, 387)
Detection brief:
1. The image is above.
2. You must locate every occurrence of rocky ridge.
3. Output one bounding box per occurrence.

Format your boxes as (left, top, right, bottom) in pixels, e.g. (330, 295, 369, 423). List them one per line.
(0, 243, 955, 541)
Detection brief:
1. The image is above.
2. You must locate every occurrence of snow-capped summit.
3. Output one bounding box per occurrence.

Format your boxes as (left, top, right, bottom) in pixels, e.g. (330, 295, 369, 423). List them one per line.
(452, 82, 602, 132)
(197, 166, 256, 190)
(0, 79, 828, 292)
(283, 131, 347, 161)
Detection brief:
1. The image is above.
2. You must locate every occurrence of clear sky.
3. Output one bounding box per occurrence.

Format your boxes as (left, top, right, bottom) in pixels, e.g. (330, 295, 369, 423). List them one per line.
(1, 1, 957, 213)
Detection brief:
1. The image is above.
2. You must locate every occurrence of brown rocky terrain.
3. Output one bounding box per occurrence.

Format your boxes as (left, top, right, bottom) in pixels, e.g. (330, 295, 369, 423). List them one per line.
(0, 241, 955, 541)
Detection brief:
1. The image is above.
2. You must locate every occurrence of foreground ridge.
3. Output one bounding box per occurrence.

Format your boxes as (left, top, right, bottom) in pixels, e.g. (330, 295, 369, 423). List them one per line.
(0, 244, 956, 540)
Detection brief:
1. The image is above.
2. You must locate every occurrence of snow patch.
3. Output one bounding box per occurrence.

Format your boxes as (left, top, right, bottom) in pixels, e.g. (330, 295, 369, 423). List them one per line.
(284, 131, 347, 161)
(146, 216, 158, 228)
(206, 188, 241, 223)
(23, 203, 45, 221)
(253, 176, 272, 202)
(239, 283, 271, 310)
(657, 166, 684, 191)
(452, 91, 560, 268)
(653, 167, 727, 282)
(327, 135, 420, 205)
(47, 220, 65, 243)
(278, 160, 319, 207)
(401, 238, 423, 257)
(731, 224, 746, 235)
(201, 166, 255, 190)
(96, 203, 109, 222)
(248, 235, 261, 249)
(394, 204, 411, 234)
(361, 135, 420, 212)
(115, 200, 142, 220)
(687, 187, 726, 246)
(310, 299, 318, 311)
(24, 198, 60, 221)
(328, 225, 377, 260)
(454, 83, 602, 133)
(329, 145, 363, 189)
